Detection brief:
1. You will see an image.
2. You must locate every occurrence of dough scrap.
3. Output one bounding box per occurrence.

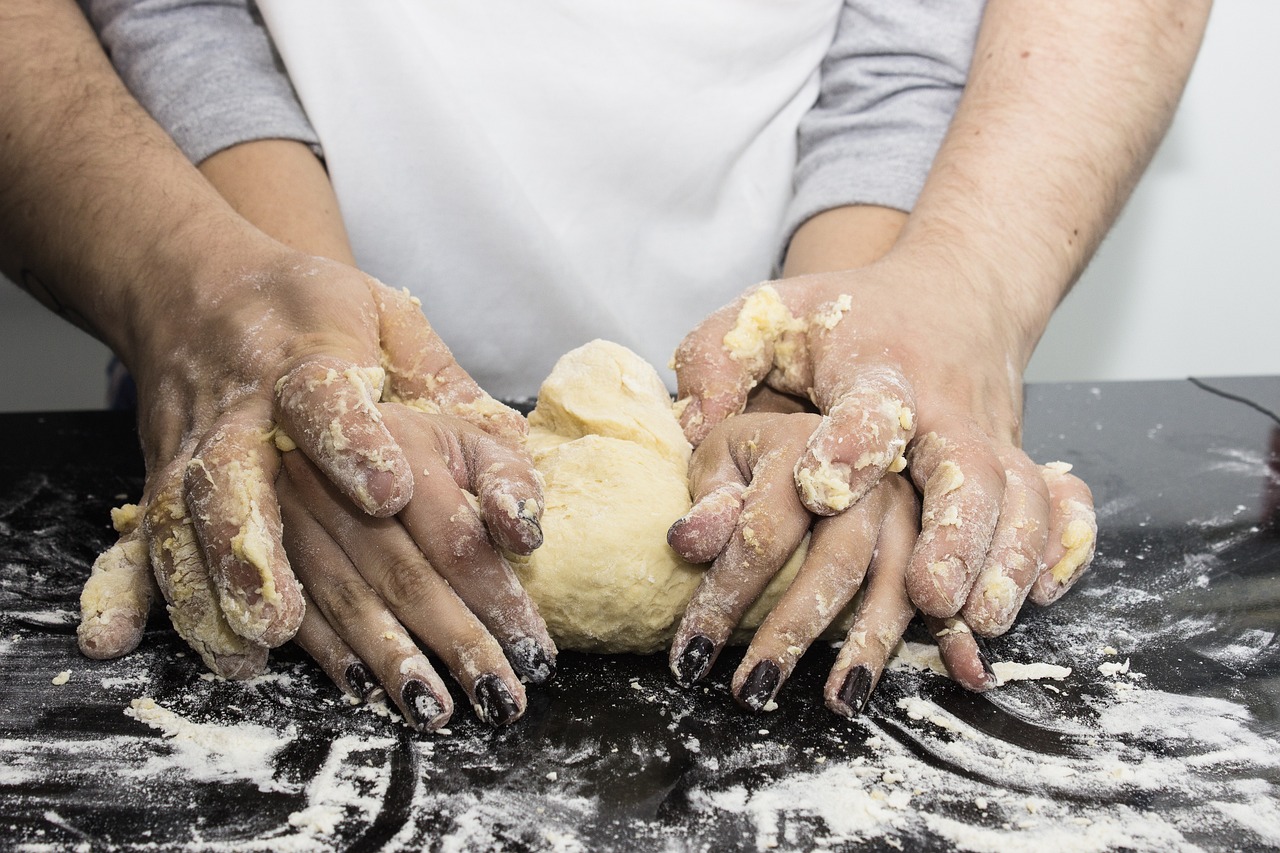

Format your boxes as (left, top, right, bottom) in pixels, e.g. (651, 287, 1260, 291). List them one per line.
(513, 340, 850, 653)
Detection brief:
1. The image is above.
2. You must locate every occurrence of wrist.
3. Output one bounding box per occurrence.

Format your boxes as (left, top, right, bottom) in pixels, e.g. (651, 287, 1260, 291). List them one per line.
(884, 230, 1058, 371)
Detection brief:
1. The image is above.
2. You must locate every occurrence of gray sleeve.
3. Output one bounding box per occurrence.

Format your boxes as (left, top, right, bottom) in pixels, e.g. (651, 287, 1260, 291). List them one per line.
(783, 0, 985, 245)
(80, 0, 320, 165)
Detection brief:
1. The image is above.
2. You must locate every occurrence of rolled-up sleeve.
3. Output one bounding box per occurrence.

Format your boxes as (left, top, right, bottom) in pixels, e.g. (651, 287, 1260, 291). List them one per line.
(784, 0, 984, 244)
(80, 0, 320, 164)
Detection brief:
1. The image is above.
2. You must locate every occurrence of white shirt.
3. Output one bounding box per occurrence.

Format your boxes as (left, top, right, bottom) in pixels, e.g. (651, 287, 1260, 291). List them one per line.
(258, 1, 842, 397)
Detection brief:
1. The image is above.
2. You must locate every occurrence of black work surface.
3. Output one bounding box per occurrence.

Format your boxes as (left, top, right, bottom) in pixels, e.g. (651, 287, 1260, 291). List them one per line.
(2, 378, 1278, 852)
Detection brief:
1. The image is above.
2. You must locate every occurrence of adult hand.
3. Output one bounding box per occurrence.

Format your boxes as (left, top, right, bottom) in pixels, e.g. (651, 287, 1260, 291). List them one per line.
(666, 412, 992, 716)
(78, 247, 532, 678)
(671, 250, 1096, 644)
(280, 403, 555, 730)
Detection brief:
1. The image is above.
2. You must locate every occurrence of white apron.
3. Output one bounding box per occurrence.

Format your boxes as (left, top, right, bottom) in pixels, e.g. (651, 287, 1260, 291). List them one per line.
(258, 1, 841, 397)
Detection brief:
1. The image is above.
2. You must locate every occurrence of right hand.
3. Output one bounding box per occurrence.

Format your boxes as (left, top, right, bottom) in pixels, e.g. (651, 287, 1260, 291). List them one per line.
(76, 243, 531, 679)
(281, 404, 554, 730)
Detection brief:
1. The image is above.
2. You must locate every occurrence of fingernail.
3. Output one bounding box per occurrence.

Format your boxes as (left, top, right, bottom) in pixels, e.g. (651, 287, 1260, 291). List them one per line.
(837, 665, 874, 716)
(516, 500, 544, 549)
(976, 647, 999, 688)
(474, 674, 521, 727)
(738, 660, 781, 712)
(673, 635, 715, 687)
(666, 516, 687, 548)
(402, 680, 447, 730)
(345, 662, 378, 700)
(508, 637, 556, 685)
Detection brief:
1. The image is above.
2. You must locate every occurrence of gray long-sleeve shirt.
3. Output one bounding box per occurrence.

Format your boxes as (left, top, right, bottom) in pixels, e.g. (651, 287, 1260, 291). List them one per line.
(82, 0, 982, 253)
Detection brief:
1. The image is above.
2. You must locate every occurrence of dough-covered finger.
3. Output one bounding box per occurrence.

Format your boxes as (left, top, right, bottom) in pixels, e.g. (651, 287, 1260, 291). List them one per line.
(960, 449, 1051, 636)
(292, 590, 379, 702)
(924, 615, 997, 692)
(382, 407, 556, 684)
(284, 453, 527, 726)
(822, 485, 919, 717)
(78, 504, 154, 660)
(795, 362, 916, 515)
(184, 406, 303, 647)
(905, 427, 1004, 618)
(733, 476, 911, 712)
(143, 461, 268, 680)
(669, 418, 814, 686)
(376, 284, 527, 441)
(274, 354, 412, 517)
(1029, 462, 1097, 605)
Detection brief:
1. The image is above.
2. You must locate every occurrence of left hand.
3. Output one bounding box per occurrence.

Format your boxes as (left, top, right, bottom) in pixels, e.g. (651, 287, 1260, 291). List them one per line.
(670, 249, 1096, 640)
(667, 411, 993, 716)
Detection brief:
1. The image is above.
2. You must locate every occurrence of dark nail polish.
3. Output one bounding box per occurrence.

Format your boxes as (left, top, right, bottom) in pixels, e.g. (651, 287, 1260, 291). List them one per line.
(738, 660, 781, 712)
(516, 500, 544, 549)
(837, 665, 874, 716)
(673, 635, 715, 687)
(345, 662, 378, 701)
(977, 648, 998, 685)
(474, 674, 521, 727)
(508, 637, 556, 685)
(402, 680, 445, 730)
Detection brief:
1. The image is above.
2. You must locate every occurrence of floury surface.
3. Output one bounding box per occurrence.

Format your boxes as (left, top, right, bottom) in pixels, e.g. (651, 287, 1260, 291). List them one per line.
(1, 378, 1278, 852)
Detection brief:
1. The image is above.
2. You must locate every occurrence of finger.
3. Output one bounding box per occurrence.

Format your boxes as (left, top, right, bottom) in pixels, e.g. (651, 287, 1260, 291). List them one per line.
(292, 590, 380, 702)
(274, 354, 413, 517)
(284, 453, 527, 727)
(143, 461, 268, 680)
(960, 449, 1052, 636)
(1029, 462, 1097, 605)
(184, 405, 304, 647)
(448, 411, 546, 556)
(78, 504, 154, 660)
(672, 285, 804, 446)
(279, 477, 452, 730)
(924, 616, 998, 692)
(376, 283, 528, 441)
(667, 424, 749, 565)
(795, 362, 916, 515)
(382, 407, 556, 684)
(905, 427, 1004, 618)
(670, 420, 813, 686)
(821, 480, 920, 717)
(733, 476, 911, 712)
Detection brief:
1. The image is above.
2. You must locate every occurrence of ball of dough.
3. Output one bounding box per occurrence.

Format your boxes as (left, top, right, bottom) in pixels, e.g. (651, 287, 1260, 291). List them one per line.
(527, 339, 691, 469)
(510, 434, 702, 653)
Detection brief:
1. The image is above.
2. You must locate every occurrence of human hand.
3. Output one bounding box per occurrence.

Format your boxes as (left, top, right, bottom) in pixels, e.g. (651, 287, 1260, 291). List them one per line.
(77, 245, 531, 678)
(666, 412, 994, 716)
(278, 403, 554, 729)
(670, 248, 1096, 643)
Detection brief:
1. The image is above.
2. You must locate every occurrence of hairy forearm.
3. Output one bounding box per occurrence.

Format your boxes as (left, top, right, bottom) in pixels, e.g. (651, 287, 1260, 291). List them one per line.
(897, 0, 1211, 360)
(0, 0, 267, 361)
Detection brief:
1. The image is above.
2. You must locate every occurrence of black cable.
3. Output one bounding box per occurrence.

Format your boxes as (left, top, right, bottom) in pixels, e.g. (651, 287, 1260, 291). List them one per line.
(1187, 376, 1280, 427)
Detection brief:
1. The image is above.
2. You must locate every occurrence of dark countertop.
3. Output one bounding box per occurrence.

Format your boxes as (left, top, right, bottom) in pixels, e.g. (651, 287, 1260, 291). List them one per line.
(1, 377, 1278, 852)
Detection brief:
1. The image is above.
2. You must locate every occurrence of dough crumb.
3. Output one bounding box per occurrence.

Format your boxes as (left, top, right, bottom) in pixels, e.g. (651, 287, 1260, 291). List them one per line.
(51, 670, 71, 686)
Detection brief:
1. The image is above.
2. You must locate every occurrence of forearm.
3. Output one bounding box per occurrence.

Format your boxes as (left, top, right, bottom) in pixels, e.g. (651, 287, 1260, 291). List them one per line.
(199, 140, 355, 266)
(782, 205, 907, 278)
(896, 0, 1211, 362)
(0, 0, 272, 363)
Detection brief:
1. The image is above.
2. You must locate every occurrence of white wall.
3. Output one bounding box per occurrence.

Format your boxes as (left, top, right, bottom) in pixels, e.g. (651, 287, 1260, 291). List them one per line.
(1027, 0, 1280, 382)
(1, 2, 1275, 411)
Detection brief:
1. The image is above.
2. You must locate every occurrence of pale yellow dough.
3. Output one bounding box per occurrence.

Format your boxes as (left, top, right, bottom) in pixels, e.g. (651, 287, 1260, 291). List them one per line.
(511, 340, 839, 654)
